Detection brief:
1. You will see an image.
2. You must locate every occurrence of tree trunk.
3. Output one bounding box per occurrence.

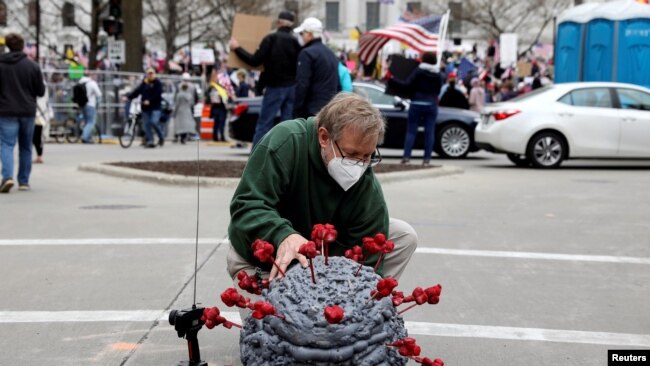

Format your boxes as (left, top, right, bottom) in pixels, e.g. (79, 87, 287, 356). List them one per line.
(123, 0, 144, 72)
(88, 0, 101, 70)
(164, 0, 177, 73)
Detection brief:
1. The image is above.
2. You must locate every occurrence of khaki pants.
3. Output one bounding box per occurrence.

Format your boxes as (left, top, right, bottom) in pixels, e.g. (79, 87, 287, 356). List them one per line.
(226, 217, 417, 318)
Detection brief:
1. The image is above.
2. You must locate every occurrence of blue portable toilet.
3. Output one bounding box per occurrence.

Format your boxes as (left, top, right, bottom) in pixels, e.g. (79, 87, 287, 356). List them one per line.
(555, 0, 650, 88)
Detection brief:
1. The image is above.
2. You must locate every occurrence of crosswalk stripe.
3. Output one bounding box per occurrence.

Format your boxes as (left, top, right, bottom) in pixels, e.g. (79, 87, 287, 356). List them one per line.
(1, 310, 648, 347)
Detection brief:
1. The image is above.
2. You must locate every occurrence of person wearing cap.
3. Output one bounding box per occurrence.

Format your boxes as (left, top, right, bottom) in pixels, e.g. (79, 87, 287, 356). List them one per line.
(229, 11, 301, 148)
(293, 17, 340, 119)
(438, 72, 469, 110)
(127, 68, 165, 148)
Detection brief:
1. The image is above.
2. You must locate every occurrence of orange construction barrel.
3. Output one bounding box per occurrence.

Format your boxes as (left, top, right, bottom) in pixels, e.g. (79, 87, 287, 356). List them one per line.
(200, 104, 214, 140)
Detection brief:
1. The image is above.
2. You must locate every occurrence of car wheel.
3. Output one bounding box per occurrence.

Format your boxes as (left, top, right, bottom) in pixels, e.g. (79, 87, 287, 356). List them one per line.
(437, 124, 471, 158)
(526, 132, 566, 169)
(506, 153, 532, 167)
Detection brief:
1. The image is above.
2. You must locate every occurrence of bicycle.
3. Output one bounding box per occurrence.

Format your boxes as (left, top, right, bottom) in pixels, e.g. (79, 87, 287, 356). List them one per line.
(119, 100, 143, 148)
(52, 109, 102, 144)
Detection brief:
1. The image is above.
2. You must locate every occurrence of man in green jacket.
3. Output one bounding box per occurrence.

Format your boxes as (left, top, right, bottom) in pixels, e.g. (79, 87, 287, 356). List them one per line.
(227, 93, 417, 282)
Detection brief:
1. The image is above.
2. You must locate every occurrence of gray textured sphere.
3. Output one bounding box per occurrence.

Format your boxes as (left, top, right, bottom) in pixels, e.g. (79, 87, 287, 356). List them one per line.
(240, 256, 408, 365)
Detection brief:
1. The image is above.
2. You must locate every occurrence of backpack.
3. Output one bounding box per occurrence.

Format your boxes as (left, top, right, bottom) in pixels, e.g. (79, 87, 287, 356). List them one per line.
(72, 82, 88, 107)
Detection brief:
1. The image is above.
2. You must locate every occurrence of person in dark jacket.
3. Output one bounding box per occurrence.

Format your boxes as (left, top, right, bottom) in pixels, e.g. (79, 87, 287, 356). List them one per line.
(293, 17, 340, 119)
(127, 68, 165, 148)
(439, 74, 470, 110)
(388, 52, 442, 165)
(229, 11, 301, 148)
(0, 33, 46, 193)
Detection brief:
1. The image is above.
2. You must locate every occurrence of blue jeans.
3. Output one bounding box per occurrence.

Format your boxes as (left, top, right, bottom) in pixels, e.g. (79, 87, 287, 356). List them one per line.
(80, 105, 97, 142)
(211, 105, 227, 141)
(403, 103, 438, 162)
(142, 110, 164, 145)
(0, 116, 35, 184)
(252, 85, 295, 147)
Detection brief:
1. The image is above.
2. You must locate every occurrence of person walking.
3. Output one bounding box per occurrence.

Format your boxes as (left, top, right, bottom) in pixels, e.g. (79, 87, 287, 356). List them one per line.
(76, 72, 102, 144)
(0, 33, 46, 193)
(293, 17, 340, 119)
(173, 82, 196, 144)
(33, 81, 50, 164)
(207, 70, 229, 142)
(229, 11, 301, 148)
(127, 68, 165, 148)
(388, 52, 442, 166)
(468, 77, 485, 113)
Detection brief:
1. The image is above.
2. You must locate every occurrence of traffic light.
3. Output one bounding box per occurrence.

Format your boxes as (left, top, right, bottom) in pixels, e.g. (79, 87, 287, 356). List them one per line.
(103, 0, 123, 36)
(109, 0, 122, 18)
(103, 18, 123, 36)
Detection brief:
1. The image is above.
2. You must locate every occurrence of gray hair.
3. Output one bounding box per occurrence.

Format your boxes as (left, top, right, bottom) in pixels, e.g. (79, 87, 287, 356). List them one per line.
(316, 93, 386, 144)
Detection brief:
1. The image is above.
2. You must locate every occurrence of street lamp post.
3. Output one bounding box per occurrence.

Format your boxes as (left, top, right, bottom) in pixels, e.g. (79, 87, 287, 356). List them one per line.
(35, 0, 40, 62)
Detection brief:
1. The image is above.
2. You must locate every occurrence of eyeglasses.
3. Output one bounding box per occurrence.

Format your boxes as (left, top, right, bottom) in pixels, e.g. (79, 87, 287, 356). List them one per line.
(334, 141, 382, 167)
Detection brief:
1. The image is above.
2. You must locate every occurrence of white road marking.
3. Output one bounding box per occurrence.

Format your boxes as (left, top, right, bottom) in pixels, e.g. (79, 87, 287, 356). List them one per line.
(415, 247, 650, 265)
(0, 238, 222, 246)
(0, 238, 648, 265)
(1, 311, 648, 347)
(405, 321, 650, 347)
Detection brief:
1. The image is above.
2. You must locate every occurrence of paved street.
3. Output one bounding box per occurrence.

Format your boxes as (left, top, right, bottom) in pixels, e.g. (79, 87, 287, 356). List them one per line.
(1, 142, 649, 365)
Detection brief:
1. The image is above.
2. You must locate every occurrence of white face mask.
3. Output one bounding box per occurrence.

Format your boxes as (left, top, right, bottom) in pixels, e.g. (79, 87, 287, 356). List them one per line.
(326, 140, 368, 191)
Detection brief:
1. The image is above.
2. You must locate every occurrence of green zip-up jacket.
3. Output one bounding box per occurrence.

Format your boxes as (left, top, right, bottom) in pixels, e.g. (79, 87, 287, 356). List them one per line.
(228, 117, 389, 273)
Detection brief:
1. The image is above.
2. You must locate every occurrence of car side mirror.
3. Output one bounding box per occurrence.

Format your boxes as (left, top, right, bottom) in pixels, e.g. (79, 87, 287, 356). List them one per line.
(394, 98, 406, 110)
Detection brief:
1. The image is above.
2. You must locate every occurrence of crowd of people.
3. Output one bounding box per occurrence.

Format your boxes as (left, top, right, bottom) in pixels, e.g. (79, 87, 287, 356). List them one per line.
(0, 10, 555, 193)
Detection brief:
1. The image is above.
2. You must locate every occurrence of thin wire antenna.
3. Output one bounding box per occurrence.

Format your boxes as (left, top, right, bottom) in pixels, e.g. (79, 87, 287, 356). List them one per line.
(193, 131, 200, 307)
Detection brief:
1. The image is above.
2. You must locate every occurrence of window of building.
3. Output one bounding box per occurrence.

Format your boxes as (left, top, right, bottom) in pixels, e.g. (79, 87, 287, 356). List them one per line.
(62, 2, 75, 27)
(325, 2, 339, 32)
(366, 1, 380, 30)
(0, 1, 8, 27)
(406, 2, 422, 14)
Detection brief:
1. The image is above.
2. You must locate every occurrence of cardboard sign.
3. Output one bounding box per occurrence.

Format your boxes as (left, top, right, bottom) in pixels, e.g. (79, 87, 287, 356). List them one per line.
(191, 48, 216, 65)
(385, 55, 419, 98)
(499, 33, 518, 67)
(228, 13, 274, 70)
(517, 61, 532, 77)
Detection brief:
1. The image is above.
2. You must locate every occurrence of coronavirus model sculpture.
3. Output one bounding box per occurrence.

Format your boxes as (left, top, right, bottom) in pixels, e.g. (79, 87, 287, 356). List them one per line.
(200, 224, 444, 366)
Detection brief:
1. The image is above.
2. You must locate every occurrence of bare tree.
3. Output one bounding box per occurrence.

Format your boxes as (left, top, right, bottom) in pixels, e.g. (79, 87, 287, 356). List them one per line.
(415, 0, 571, 58)
(456, 0, 571, 57)
(144, 0, 276, 71)
(45, 0, 106, 69)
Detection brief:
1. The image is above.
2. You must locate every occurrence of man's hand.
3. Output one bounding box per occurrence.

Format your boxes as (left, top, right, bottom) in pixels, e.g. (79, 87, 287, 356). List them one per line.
(142, 100, 150, 106)
(269, 233, 309, 281)
(229, 38, 240, 51)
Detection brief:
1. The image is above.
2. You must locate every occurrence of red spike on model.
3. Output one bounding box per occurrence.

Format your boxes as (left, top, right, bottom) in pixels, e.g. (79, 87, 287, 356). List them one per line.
(298, 241, 320, 284)
(251, 239, 285, 277)
(398, 285, 442, 315)
(323, 305, 345, 324)
(311, 223, 337, 265)
(200, 306, 241, 329)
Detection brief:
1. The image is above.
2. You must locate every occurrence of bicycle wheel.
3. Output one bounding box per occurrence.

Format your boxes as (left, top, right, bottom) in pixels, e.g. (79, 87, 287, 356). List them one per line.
(119, 119, 136, 148)
(64, 118, 81, 143)
(52, 123, 66, 144)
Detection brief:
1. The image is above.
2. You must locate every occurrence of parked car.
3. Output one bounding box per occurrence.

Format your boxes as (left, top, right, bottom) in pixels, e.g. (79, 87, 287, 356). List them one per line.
(475, 82, 650, 168)
(228, 81, 481, 158)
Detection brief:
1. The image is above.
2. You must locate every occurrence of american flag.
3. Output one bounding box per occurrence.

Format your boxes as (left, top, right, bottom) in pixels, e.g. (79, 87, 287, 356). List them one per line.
(358, 15, 447, 65)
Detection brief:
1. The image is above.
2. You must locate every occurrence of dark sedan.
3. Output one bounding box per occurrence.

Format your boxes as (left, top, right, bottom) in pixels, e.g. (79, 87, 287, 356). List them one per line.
(228, 81, 481, 158)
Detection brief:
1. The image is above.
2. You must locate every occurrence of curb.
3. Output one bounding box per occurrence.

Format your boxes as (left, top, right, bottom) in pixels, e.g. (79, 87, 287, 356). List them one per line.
(78, 162, 464, 188)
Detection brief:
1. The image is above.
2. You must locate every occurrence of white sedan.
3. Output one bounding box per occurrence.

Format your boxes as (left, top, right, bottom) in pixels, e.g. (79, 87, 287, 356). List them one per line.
(475, 82, 650, 168)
